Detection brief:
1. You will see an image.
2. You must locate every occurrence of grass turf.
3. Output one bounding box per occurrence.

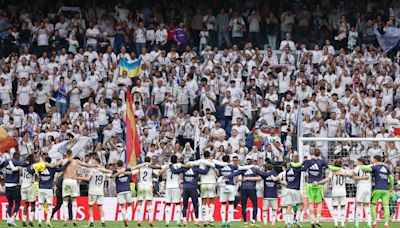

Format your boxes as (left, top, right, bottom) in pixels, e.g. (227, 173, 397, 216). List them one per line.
(1, 221, 398, 228)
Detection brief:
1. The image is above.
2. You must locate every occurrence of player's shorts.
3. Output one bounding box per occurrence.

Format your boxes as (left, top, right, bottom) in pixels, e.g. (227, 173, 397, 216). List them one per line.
(356, 188, 371, 204)
(306, 184, 324, 203)
(332, 196, 347, 206)
(280, 189, 288, 207)
(219, 185, 236, 203)
(88, 194, 104, 206)
(62, 179, 79, 197)
(286, 188, 303, 205)
(38, 189, 53, 204)
(137, 184, 153, 201)
(371, 190, 390, 205)
(165, 188, 181, 203)
(21, 185, 36, 202)
(117, 192, 133, 204)
(263, 198, 278, 210)
(200, 183, 216, 198)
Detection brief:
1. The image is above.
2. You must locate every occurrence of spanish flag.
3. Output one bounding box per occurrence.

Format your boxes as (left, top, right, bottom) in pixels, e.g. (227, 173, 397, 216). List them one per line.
(119, 58, 142, 78)
(125, 90, 141, 167)
(0, 126, 17, 152)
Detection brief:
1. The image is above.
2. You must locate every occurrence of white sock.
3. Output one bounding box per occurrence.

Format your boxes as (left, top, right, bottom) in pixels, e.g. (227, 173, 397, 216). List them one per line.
(340, 208, 346, 226)
(221, 204, 226, 223)
(125, 206, 132, 221)
(101, 217, 105, 223)
(62, 202, 69, 222)
(201, 205, 207, 222)
(365, 206, 372, 225)
(38, 205, 44, 224)
(262, 210, 268, 225)
(148, 204, 154, 222)
(22, 211, 27, 222)
(89, 217, 94, 222)
(137, 205, 142, 222)
(271, 209, 277, 225)
(296, 209, 303, 222)
(29, 210, 34, 222)
(165, 205, 171, 223)
(72, 201, 77, 221)
(310, 209, 315, 224)
(227, 204, 234, 223)
(282, 208, 288, 225)
(209, 204, 215, 222)
(175, 204, 181, 222)
(333, 208, 339, 226)
(355, 205, 362, 225)
(121, 206, 126, 221)
(46, 205, 53, 223)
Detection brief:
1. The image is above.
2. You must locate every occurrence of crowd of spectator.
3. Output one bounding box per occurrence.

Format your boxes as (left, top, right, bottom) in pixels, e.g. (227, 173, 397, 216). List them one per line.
(1, 0, 400, 193)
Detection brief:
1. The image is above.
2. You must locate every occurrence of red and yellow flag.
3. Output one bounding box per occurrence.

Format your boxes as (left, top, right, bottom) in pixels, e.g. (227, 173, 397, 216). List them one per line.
(0, 126, 17, 152)
(125, 90, 141, 167)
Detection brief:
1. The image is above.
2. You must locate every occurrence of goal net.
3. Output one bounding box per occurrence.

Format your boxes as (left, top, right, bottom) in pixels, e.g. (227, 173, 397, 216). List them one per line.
(297, 137, 400, 222)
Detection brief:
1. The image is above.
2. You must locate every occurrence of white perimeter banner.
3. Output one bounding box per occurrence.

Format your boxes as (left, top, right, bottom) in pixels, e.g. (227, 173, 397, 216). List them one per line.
(1, 197, 400, 222)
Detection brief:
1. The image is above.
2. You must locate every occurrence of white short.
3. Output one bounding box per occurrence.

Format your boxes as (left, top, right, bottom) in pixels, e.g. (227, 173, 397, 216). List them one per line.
(62, 179, 79, 198)
(21, 185, 36, 202)
(117, 192, 133, 204)
(38, 189, 53, 205)
(200, 184, 216, 198)
(219, 185, 236, 203)
(88, 195, 104, 206)
(286, 189, 303, 205)
(137, 184, 153, 201)
(165, 188, 181, 203)
(332, 197, 347, 206)
(280, 189, 288, 207)
(356, 188, 371, 204)
(263, 198, 278, 210)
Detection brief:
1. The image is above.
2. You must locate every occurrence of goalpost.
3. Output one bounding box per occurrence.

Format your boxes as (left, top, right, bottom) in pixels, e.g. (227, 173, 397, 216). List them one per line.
(297, 137, 400, 222)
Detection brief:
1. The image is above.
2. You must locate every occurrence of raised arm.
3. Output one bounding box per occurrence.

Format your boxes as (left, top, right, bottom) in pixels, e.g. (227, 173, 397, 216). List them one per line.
(54, 161, 71, 172)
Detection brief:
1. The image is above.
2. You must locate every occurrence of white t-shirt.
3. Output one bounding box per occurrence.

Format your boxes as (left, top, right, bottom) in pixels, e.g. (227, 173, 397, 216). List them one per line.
(86, 27, 100, 46)
(17, 85, 32, 106)
(329, 170, 349, 197)
(89, 169, 107, 196)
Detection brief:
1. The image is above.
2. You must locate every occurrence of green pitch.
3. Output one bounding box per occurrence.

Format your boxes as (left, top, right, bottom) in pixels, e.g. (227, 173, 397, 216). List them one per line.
(1, 221, 398, 227)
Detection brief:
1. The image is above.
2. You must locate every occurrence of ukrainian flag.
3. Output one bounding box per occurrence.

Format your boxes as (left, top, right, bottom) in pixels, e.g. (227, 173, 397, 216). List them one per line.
(119, 58, 142, 78)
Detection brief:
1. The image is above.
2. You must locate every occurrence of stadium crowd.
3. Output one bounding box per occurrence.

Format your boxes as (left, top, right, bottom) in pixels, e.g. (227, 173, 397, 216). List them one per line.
(0, 0, 400, 200)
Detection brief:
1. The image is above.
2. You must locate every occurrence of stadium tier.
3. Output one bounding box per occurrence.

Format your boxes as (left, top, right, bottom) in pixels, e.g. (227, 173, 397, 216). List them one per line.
(1, 0, 400, 227)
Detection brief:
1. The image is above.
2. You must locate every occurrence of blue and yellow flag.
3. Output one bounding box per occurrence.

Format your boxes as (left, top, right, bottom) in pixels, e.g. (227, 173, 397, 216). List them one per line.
(119, 58, 142, 78)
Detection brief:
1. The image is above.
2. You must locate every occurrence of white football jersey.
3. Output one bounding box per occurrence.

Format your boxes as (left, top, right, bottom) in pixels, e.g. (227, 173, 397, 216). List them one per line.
(139, 165, 154, 186)
(353, 166, 372, 189)
(329, 170, 348, 197)
(165, 164, 181, 189)
(21, 167, 35, 189)
(278, 171, 287, 191)
(89, 169, 106, 196)
(199, 162, 217, 184)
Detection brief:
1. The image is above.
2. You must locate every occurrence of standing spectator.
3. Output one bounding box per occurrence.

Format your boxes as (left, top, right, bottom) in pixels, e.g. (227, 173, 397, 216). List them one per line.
(86, 22, 100, 50)
(248, 11, 261, 47)
(297, 5, 311, 44)
(266, 12, 279, 50)
(174, 22, 188, 53)
(280, 9, 295, 40)
(203, 9, 216, 48)
(216, 9, 231, 48)
(229, 12, 245, 49)
(191, 9, 204, 48)
(134, 22, 147, 55)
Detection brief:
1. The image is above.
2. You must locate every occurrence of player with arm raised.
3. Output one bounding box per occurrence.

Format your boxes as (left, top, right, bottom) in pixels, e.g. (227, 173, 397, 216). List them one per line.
(135, 156, 162, 227)
(318, 159, 353, 228)
(75, 156, 112, 227)
(304, 149, 328, 227)
(21, 154, 36, 227)
(171, 158, 210, 227)
(358, 155, 394, 228)
(37, 156, 71, 227)
(159, 155, 184, 227)
(284, 154, 308, 228)
(0, 152, 28, 227)
(111, 159, 147, 227)
(352, 157, 372, 228)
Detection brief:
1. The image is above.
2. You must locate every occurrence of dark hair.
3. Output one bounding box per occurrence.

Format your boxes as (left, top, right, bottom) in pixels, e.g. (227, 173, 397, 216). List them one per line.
(144, 156, 151, 163)
(204, 151, 211, 158)
(374, 155, 382, 162)
(116, 160, 124, 167)
(25, 154, 35, 165)
(93, 156, 101, 164)
(13, 152, 20, 160)
(266, 164, 274, 170)
(66, 150, 73, 156)
(222, 155, 230, 163)
(314, 149, 321, 157)
(171, 155, 178, 164)
(45, 156, 51, 163)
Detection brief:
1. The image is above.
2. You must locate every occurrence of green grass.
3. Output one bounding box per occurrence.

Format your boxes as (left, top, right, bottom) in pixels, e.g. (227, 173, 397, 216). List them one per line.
(1, 221, 398, 228)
